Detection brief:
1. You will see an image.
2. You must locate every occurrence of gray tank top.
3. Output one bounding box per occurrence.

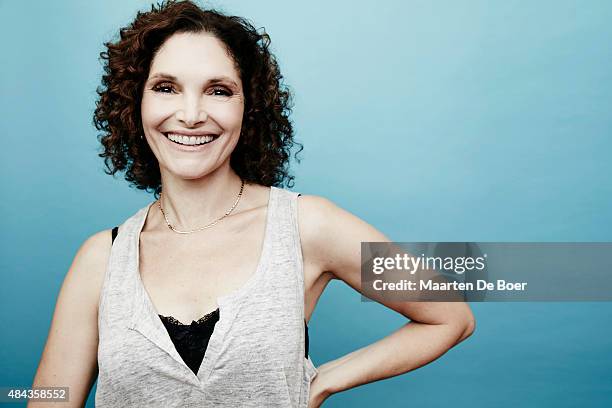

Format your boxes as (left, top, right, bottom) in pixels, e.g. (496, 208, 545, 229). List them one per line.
(96, 186, 319, 407)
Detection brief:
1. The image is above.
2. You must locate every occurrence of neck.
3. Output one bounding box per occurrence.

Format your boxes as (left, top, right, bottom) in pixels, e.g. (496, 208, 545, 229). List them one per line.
(158, 164, 244, 231)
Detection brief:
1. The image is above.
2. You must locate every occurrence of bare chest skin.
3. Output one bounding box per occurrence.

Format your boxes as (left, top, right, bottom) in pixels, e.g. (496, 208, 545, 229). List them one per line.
(138, 191, 331, 325)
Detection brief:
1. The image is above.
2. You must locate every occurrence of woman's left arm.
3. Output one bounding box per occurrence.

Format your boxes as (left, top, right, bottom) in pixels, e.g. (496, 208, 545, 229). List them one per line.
(298, 195, 476, 407)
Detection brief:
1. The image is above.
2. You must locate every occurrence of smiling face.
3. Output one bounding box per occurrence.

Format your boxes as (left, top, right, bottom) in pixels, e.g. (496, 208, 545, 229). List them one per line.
(141, 31, 245, 181)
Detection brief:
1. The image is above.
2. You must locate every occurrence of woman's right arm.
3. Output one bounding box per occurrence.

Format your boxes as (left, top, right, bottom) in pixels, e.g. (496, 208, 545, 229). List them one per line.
(28, 229, 113, 407)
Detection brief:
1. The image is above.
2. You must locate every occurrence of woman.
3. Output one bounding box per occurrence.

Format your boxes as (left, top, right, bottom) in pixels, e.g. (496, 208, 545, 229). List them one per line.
(30, 1, 475, 407)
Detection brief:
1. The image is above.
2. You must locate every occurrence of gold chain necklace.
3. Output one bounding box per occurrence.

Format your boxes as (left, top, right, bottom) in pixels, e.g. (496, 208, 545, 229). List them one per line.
(158, 179, 245, 234)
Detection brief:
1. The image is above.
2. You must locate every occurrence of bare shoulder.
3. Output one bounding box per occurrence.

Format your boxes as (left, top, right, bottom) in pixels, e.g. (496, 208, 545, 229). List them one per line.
(74, 229, 113, 276)
(65, 229, 114, 308)
(296, 194, 335, 227)
(296, 194, 338, 244)
(296, 195, 336, 285)
(79, 229, 114, 262)
(30, 229, 114, 405)
(296, 194, 388, 243)
(296, 194, 389, 281)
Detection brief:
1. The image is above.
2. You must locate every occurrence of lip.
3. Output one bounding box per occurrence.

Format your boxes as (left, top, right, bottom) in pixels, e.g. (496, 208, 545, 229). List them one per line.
(161, 131, 220, 151)
(163, 129, 219, 137)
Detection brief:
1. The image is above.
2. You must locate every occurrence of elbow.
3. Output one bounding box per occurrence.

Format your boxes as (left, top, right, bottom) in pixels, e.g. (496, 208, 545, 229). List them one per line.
(463, 315, 476, 338)
(456, 308, 476, 343)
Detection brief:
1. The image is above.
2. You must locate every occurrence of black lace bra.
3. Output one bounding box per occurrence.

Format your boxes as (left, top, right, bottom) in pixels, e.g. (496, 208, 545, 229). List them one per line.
(111, 226, 309, 376)
(158, 308, 221, 375)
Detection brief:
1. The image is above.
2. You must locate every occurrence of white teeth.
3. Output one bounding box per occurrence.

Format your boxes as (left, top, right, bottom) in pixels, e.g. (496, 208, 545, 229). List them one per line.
(166, 133, 215, 145)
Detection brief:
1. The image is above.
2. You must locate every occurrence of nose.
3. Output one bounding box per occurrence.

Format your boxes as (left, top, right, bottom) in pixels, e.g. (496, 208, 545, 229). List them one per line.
(175, 94, 208, 127)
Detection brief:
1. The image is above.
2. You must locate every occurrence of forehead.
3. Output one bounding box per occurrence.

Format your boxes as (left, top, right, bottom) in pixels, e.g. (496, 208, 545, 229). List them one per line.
(149, 32, 240, 83)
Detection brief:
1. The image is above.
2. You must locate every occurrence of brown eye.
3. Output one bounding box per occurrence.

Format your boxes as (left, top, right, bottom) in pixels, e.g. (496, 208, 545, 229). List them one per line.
(152, 82, 175, 93)
(211, 87, 232, 96)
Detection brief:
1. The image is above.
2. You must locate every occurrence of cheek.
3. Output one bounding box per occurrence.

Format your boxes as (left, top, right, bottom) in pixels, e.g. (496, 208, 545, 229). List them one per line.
(219, 108, 243, 131)
(141, 96, 171, 126)
(209, 102, 244, 131)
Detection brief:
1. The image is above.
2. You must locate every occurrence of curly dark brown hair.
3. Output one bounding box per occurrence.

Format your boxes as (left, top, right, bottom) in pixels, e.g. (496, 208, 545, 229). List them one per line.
(94, 0, 301, 198)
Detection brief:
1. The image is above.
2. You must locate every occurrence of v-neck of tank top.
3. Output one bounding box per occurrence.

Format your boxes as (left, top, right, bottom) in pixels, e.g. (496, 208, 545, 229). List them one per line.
(130, 186, 275, 382)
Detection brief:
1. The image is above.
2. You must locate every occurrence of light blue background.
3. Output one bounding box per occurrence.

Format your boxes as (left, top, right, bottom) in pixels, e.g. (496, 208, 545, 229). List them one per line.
(1, 0, 611, 407)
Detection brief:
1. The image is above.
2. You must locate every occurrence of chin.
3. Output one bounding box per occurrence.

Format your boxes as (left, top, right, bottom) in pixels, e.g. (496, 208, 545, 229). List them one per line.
(175, 168, 217, 180)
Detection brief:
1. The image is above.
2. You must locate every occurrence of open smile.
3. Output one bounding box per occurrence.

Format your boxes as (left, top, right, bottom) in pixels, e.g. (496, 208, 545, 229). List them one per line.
(162, 132, 220, 147)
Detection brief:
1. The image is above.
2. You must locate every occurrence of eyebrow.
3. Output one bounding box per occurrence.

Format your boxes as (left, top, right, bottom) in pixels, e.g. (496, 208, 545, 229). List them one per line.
(148, 72, 239, 88)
